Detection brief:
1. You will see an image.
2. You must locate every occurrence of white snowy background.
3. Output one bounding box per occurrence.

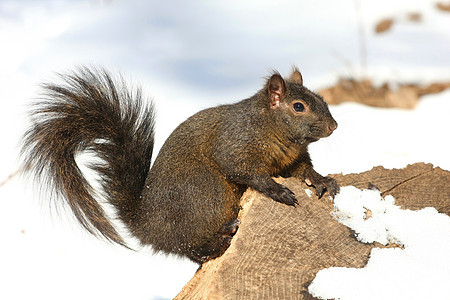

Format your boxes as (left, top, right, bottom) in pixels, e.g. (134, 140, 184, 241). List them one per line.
(0, 0, 449, 299)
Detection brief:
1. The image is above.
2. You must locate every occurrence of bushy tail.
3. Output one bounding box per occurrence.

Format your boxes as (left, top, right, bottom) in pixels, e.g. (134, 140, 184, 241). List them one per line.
(21, 67, 155, 246)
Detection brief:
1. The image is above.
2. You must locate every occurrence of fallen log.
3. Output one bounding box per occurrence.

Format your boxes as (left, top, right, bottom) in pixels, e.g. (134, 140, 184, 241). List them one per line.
(175, 163, 450, 300)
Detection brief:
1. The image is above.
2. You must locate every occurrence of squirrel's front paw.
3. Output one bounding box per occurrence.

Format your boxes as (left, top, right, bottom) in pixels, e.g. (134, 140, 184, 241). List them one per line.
(305, 175, 339, 199)
(268, 184, 298, 207)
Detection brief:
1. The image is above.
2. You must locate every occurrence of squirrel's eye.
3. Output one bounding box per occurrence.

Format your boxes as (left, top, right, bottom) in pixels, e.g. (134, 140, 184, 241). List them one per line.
(293, 102, 305, 113)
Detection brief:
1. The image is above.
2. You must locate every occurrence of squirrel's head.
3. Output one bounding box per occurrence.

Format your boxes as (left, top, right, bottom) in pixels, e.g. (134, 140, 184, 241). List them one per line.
(264, 68, 337, 145)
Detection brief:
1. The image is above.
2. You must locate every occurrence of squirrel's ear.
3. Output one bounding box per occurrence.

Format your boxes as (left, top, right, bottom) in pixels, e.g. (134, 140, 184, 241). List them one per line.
(289, 67, 303, 86)
(267, 73, 286, 109)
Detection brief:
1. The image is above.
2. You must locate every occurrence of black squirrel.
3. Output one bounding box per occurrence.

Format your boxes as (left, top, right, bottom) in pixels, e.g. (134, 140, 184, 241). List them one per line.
(21, 66, 339, 263)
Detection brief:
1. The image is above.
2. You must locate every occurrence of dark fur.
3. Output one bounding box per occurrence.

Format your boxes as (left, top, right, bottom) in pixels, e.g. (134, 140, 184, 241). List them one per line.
(21, 66, 338, 263)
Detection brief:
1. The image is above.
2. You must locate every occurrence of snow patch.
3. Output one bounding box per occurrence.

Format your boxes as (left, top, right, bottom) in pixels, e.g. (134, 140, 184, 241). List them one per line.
(309, 186, 450, 300)
(304, 188, 314, 198)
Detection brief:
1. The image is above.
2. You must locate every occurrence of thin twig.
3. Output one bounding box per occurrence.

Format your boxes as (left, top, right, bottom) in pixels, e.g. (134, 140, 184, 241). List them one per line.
(0, 168, 22, 187)
(354, 0, 367, 78)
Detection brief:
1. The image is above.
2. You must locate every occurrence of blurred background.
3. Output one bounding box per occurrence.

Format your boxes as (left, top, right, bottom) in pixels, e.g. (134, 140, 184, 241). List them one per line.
(0, 0, 449, 299)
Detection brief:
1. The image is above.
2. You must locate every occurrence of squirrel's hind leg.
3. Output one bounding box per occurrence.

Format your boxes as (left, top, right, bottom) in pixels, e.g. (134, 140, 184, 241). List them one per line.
(218, 218, 240, 252)
(188, 218, 240, 264)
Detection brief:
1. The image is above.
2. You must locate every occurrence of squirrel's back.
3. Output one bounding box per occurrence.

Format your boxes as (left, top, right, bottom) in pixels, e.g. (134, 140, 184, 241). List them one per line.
(132, 103, 245, 258)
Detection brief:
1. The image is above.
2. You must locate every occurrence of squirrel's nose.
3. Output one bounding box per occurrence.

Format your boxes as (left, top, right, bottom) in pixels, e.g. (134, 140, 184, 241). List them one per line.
(328, 120, 338, 134)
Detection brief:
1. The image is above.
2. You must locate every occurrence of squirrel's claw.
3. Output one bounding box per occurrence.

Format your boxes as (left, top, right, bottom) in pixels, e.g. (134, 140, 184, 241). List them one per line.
(265, 183, 298, 207)
(306, 176, 339, 199)
(274, 185, 298, 207)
